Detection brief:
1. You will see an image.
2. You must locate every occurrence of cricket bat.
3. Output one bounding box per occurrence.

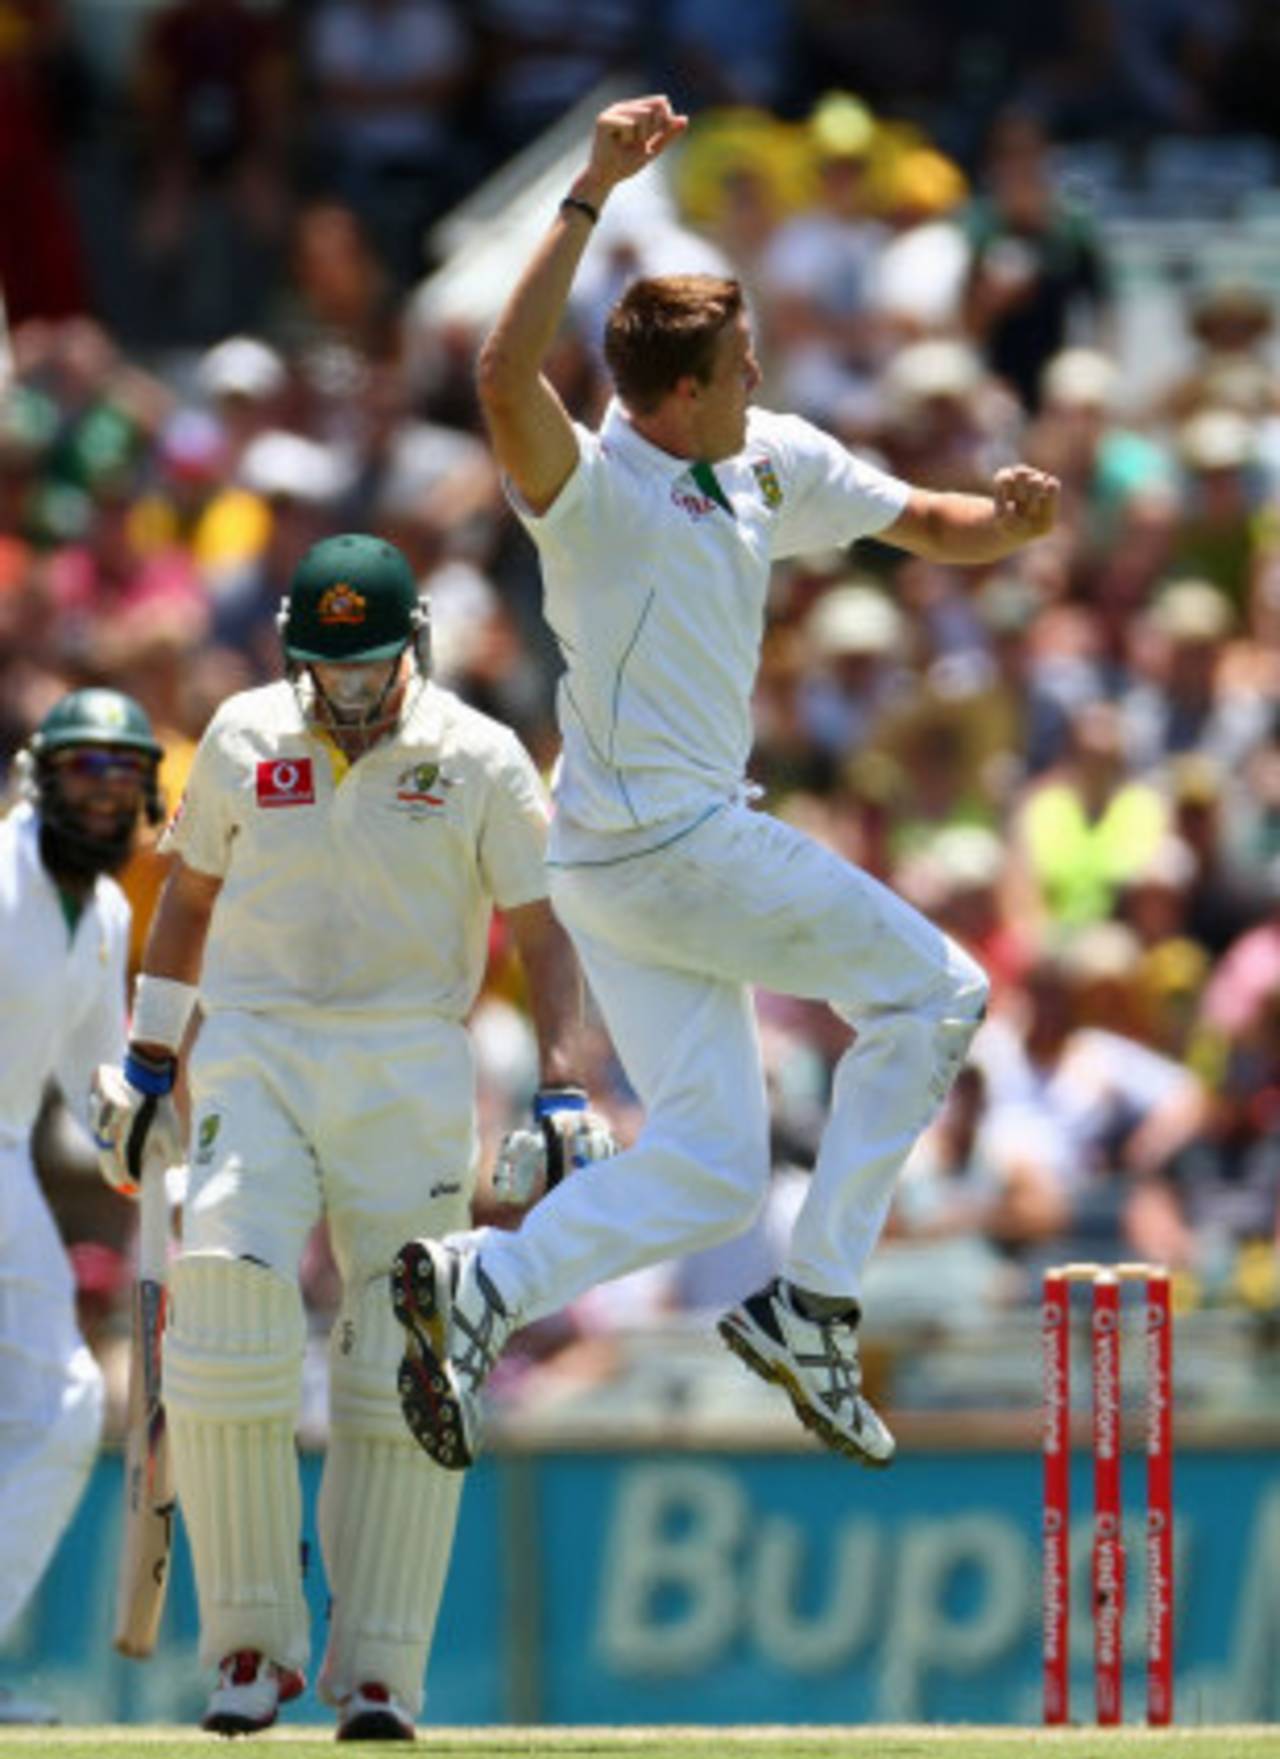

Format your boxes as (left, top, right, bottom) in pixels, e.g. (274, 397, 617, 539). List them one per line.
(113, 1153, 176, 1658)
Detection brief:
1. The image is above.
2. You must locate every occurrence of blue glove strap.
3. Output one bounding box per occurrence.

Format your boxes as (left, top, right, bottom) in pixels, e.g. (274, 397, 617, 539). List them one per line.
(124, 1049, 177, 1097)
(532, 1086, 587, 1120)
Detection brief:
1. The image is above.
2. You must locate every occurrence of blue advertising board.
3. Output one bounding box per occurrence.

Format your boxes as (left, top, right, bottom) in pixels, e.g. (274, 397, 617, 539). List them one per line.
(3, 1446, 1278, 1726)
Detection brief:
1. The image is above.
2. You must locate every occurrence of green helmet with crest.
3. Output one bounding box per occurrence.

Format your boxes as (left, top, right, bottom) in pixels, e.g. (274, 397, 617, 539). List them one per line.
(280, 534, 427, 665)
(32, 687, 163, 761)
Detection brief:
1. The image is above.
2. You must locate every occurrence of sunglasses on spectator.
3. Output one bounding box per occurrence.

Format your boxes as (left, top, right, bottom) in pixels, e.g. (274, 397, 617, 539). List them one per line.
(51, 750, 152, 782)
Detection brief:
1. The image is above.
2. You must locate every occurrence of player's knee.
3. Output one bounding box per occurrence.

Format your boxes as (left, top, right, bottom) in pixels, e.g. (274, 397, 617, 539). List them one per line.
(922, 955, 989, 1110)
(164, 1252, 305, 1422)
(939, 941, 990, 1028)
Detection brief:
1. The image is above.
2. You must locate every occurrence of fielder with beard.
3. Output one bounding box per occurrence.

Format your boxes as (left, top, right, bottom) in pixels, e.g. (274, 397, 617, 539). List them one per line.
(0, 688, 163, 1723)
(91, 533, 611, 1740)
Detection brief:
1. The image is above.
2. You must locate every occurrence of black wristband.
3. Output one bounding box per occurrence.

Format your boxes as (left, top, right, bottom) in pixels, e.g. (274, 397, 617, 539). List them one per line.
(560, 195, 600, 226)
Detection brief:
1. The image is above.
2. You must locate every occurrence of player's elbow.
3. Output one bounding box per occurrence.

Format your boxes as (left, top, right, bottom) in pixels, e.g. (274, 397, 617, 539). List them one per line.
(475, 336, 528, 417)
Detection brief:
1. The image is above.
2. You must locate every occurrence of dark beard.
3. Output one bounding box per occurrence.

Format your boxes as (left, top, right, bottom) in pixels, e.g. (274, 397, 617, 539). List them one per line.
(39, 813, 134, 887)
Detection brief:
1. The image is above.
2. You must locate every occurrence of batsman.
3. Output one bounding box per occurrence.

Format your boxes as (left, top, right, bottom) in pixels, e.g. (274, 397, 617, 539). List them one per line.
(93, 535, 611, 1740)
(0, 688, 163, 1724)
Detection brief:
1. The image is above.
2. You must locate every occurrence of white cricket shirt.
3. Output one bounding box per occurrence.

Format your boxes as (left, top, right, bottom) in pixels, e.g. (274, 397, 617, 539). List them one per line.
(164, 679, 550, 1020)
(511, 401, 909, 858)
(0, 803, 129, 1143)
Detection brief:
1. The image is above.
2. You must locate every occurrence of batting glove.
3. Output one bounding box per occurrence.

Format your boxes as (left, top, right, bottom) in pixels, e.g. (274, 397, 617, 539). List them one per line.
(492, 1086, 618, 1207)
(90, 1050, 183, 1199)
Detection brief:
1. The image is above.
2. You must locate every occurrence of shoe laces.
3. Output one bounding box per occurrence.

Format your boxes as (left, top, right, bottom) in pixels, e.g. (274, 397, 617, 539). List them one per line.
(781, 1288, 864, 1414)
(451, 1257, 508, 1393)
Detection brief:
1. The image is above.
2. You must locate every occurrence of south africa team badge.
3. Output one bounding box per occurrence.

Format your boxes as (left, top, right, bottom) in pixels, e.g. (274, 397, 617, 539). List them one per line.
(751, 457, 783, 509)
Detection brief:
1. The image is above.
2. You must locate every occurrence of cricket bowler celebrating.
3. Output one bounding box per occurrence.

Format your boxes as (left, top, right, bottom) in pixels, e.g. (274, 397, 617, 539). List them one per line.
(391, 95, 1059, 1476)
(0, 688, 163, 1723)
(93, 535, 611, 1739)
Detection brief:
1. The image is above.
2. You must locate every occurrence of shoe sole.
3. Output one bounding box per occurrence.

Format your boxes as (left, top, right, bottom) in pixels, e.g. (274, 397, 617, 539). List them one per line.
(201, 1709, 278, 1737)
(717, 1314, 894, 1469)
(336, 1708, 414, 1741)
(391, 1242, 473, 1471)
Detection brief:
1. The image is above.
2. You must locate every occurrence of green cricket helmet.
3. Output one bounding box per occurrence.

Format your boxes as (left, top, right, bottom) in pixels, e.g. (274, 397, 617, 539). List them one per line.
(280, 534, 428, 665)
(31, 687, 164, 762)
(28, 687, 164, 880)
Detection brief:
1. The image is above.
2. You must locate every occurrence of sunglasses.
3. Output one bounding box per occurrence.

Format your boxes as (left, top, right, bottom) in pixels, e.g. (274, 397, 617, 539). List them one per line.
(51, 749, 153, 782)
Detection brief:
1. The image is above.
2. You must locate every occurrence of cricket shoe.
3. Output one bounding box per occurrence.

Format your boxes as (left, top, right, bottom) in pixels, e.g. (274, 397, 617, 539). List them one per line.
(718, 1280, 896, 1467)
(336, 1681, 415, 1741)
(201, 1648, 305, 1736)
(391, 1238, 512, 1470)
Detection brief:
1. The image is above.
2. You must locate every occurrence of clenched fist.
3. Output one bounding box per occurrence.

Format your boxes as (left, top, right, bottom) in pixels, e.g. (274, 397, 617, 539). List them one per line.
(991, 464, 1059, 544)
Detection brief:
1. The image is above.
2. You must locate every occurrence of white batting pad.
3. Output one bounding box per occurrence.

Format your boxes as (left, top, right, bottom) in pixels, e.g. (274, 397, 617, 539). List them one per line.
(163, 1254, 309, 1672)
(317, 1274, 463, 1714)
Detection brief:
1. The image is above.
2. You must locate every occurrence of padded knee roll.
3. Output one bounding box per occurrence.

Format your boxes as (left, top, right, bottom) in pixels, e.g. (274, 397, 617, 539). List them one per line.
(163, 1253, 309, 1673)
(318, 1271, 464, 1716)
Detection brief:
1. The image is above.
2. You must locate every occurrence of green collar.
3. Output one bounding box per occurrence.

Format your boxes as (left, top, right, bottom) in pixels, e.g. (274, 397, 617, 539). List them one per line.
(690, 459, 735, 518)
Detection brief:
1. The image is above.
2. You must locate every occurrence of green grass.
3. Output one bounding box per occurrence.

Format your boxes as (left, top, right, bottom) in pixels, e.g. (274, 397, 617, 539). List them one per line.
(1, 1729, 1279, 1758)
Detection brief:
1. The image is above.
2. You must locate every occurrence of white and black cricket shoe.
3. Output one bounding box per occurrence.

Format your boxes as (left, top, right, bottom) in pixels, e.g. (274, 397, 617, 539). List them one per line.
(718, 1279, 896, 1467)
(390, 1239, 511, 1471)
(336, 1680, 415, 1741)
(201, 1648, 305, 1736)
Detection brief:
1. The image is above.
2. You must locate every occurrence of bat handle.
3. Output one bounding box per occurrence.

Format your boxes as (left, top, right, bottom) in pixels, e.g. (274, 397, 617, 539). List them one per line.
(136, 1155, 172, 1283)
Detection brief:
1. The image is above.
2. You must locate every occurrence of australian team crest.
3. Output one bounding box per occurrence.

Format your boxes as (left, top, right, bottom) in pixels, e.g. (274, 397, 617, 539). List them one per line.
(317, 582, 366, 626)
(394, 760, 452, 813)
(751, 456, 783, 509)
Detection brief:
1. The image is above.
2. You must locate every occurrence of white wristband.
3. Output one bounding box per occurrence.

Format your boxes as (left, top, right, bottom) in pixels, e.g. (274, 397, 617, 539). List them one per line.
(131, 974, 199, 1052)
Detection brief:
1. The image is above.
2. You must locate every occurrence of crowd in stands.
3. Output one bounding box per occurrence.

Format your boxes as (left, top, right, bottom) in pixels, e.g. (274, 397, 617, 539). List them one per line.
(5, 0, 1280, 1424)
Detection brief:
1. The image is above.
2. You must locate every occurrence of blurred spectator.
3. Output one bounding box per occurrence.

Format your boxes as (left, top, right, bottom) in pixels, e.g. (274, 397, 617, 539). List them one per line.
(1168, 406, 1269, 616)
(876, 694, 997, 859)
(1121, 577, 1271, 774)
(863, 1063, 1068, 1321)
(305, 0, 476, 284)
(1163, 281, 1280, 425)
(0, 0, 90, 324)
(1027, 346, 1177, 603)
(876, 337, 1016, 489)
(751, 627, 840, 803)
(962, 108, 1111, 413)
(1136, 984, 1280, 1298)
(131, 0, 292, 340)
(471, 0, 645, 159)
(334, 358, 501, 547)
(43, 478, 208, 673)
(797, 579, 914, 760)
(664, 0, 800, 115)
(904, 823, 1035, 1004)
(867, 146, 971, 345)
(272, 201, 401, 436)
(222, 431, 346, 664)
(1008, 698, 1169, 930)
(1200, 859, 1280, 1047)
(972, 929, 1213, 1261)
(1105, 0, 1235, 135)
(1169, 752, 1275, 956)
(952, 571, 1074, 795)
(197, 335, 288, 460)
(757, 94, 889, 434)
(16, 318, 173, 521)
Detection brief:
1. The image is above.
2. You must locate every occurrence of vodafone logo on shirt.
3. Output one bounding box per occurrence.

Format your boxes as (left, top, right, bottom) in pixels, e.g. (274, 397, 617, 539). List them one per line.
(256, 758, 316, 807)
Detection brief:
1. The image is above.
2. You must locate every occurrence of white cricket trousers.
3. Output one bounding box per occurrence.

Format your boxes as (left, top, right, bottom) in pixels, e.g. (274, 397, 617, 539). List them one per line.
(478, 800, 989, 1321)
(0, 1140, 104, 1642)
